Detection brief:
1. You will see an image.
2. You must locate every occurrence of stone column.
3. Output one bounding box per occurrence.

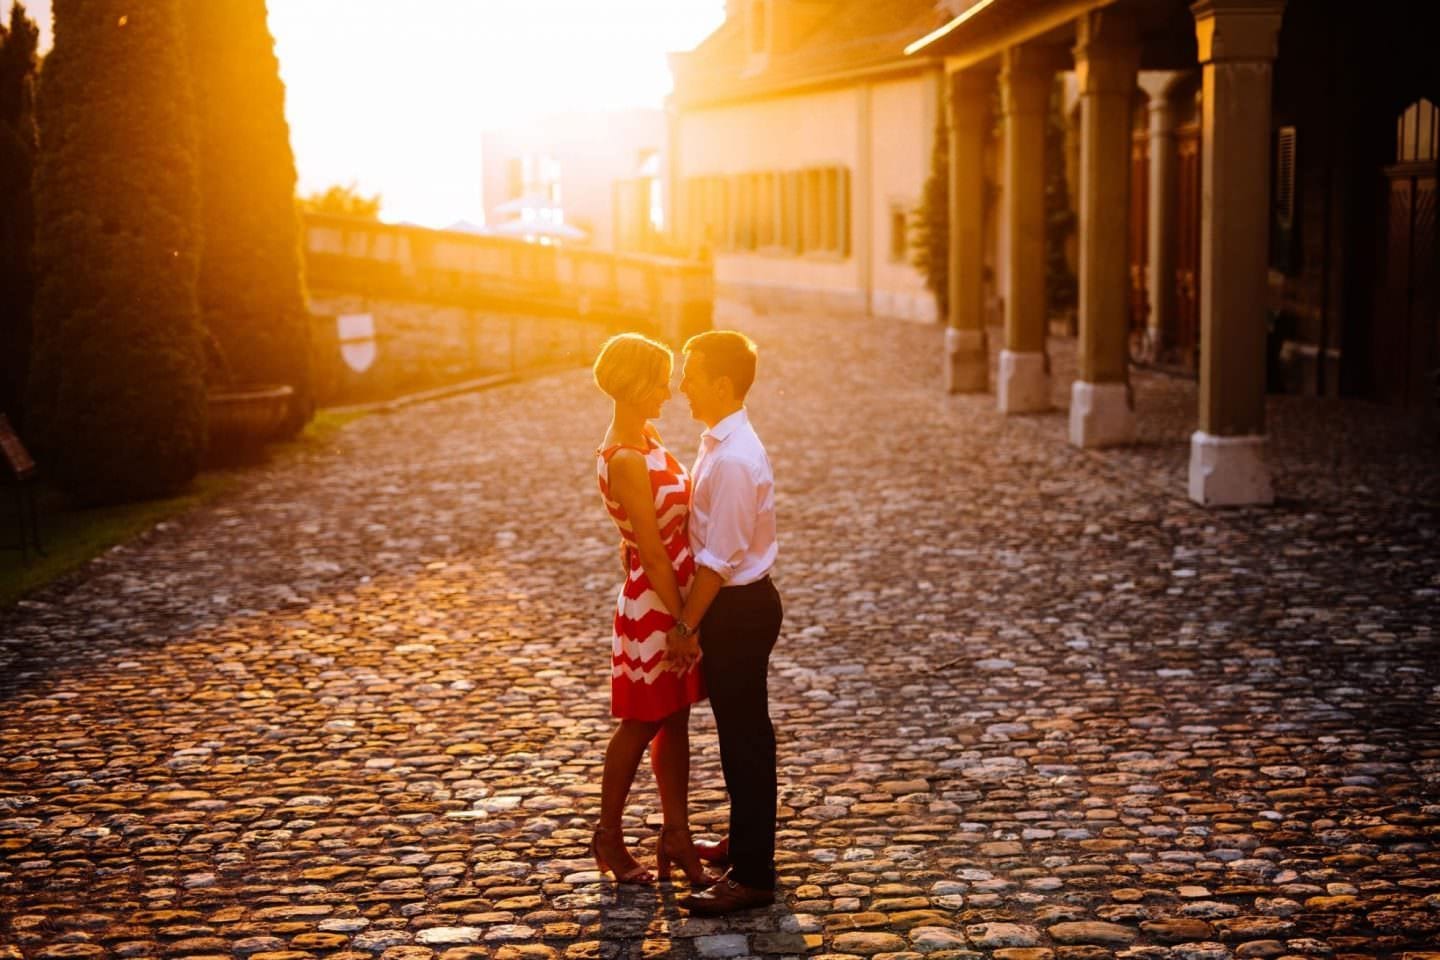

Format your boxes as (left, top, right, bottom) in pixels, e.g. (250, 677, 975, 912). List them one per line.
(1138, 71, 1185, 361)
(946, 67, 995, 394)
(1070, 8, 1140, 447)
(1187, 0, 1285, 506)
(998, 46, 1065, 414)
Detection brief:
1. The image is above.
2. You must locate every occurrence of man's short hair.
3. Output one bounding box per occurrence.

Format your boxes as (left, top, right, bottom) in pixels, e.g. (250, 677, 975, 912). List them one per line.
(684, 330, 757, 400)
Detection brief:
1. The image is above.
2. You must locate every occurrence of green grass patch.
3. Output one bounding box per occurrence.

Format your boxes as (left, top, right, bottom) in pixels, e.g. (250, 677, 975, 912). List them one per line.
(0, 407, 368, 609)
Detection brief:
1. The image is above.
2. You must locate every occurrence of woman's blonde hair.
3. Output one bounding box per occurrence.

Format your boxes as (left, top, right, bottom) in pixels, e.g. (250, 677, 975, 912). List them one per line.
(593, 333, 673, 404)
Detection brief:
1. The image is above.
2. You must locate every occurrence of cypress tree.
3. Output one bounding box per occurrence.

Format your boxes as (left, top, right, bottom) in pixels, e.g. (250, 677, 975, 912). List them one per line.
(28, 0, 207, 504)
(0, 1, 39, 427)
(911, 108, 949, 322)
(183, 0, 313, 437)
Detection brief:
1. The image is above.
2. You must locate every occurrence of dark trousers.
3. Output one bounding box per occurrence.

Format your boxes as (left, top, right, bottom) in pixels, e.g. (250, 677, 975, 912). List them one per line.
(699, 575, 783, 891)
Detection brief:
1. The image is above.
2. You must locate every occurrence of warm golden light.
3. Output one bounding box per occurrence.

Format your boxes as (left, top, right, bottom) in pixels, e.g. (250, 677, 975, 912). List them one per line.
(16, 0, 724, 228)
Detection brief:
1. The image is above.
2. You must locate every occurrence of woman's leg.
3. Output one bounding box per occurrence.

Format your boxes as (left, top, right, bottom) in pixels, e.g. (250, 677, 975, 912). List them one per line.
(651, 704, 713, 883)
(601, 718, 661, 828)
(650, 705, 691, 828)
(597, 718, 661, 874)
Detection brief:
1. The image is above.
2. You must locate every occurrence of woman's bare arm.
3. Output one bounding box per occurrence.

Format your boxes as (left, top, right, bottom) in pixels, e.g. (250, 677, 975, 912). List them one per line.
(606, 449, 684, 621)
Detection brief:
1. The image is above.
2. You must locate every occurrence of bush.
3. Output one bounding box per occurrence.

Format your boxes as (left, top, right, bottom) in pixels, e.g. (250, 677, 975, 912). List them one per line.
(183, 0, 313, 437)
(27, 0, 207, 504)
(911, 110, 949, 322)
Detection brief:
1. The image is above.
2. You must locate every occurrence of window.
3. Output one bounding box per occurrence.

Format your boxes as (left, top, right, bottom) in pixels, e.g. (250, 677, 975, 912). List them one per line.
(505, 158, 524, 200)
(1270, 126, 1299, 274)
(682, 165, 851, 258)
(681, 175, 729, 253)
(1397, 98, 1439, 164)
(889, 203, 910, 262)
(1274, 126, 1296, 231)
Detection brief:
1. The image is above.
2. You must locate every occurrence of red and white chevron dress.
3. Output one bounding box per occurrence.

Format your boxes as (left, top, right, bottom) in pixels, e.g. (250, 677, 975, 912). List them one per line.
(596, 437, 707, 721)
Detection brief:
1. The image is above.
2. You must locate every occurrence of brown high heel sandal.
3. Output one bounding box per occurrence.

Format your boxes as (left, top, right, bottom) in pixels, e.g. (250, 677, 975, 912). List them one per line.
(692, 835, 730, 866)
(591, 826, 654, 884)
(657, 825, 718, 886)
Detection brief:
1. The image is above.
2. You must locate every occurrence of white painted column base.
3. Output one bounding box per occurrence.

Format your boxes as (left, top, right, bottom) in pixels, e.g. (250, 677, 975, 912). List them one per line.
(997, 350, 1050, 413)
(1188, 430, 1274, 506)
(1069, 380, 1135, 448)
(944, 327, 989, 394)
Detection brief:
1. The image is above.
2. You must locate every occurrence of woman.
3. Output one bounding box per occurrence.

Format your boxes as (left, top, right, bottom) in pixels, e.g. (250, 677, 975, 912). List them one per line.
(591, 333, 711, 885)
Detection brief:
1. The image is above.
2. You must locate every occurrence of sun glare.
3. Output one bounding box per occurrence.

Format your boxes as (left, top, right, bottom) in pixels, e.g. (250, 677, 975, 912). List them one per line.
(268, 0, 724, 228)
(15, 0, 724, 228)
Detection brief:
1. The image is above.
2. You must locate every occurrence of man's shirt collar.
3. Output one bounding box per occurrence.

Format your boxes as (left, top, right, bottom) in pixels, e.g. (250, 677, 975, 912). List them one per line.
(701, 407, 748, 446)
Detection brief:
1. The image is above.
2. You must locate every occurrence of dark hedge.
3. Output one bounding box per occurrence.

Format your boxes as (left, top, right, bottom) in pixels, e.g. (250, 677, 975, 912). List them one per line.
(27, 0, 207, 504)
(183, 0, 313, 438)
(0, 2, 39, 427)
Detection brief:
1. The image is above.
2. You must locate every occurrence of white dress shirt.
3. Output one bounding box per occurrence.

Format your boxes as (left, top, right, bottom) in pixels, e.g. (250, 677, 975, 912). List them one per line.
(689, 408, 777, 586)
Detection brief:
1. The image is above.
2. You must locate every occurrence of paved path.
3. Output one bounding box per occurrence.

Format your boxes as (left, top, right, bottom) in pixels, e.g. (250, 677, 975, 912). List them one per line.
(3, 306, 1439, 960)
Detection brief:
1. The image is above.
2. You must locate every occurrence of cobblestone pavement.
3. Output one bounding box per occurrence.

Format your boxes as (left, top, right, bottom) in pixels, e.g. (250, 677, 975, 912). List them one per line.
(3, 304, 1439, 960)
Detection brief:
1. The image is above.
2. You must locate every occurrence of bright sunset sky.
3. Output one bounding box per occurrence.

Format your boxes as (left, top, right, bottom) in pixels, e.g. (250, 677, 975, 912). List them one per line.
(15, 0, 725, 227)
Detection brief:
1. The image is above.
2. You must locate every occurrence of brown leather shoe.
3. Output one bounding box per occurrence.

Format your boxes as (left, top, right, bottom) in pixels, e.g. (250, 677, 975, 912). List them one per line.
(679, 873, 775, 916)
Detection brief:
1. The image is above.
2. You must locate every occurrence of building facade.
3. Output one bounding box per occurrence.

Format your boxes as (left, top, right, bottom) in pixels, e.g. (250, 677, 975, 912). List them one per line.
(669, 0, 949, 322)
(480, 109, 666, 251)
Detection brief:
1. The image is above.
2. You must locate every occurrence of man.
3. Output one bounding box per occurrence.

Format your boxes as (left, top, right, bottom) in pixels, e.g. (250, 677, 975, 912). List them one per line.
(668, 329, 783, 916)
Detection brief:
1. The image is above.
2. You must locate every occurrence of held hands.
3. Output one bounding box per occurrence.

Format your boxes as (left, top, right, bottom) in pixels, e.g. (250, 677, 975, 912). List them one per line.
(663, 626, 702, 674)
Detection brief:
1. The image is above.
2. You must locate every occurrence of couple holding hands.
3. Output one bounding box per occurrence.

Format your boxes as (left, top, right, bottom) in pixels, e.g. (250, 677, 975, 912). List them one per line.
(591, 330, 782, 916)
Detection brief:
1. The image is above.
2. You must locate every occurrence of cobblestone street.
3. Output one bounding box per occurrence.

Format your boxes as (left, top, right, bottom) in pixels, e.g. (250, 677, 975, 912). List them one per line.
(3, 305, 1439, 960)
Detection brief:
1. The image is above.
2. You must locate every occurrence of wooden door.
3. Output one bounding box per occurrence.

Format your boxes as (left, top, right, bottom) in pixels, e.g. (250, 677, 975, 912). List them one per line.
(1374, 99, 1440, 409)
(1174, 121, 1202, 372)
(1377, 163, 1439, 408)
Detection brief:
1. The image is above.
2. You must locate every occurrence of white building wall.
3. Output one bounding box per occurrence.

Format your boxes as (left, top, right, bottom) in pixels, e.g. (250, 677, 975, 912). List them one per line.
(679, 87, 861, 310)
(676, 73, 939, 320)
(869, 74, 941, 323)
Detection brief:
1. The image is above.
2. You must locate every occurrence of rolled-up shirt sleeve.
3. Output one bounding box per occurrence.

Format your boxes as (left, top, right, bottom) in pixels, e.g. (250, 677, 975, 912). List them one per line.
(692, 456, 760, 581)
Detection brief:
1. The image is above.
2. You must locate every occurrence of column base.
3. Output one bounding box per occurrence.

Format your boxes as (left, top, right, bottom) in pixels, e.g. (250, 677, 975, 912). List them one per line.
(1068, 380, 1135, 448)
(1188, 431, 1274, 506)
(944, 327, 989, 394)
(997, 350, 1051, 414)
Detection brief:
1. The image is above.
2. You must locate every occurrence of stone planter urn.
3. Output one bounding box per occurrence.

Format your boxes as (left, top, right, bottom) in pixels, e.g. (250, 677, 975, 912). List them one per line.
(206, 383, 294, 455)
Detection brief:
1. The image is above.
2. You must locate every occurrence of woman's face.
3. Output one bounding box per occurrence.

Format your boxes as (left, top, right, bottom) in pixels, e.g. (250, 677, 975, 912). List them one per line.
(638, 378, 671, 420)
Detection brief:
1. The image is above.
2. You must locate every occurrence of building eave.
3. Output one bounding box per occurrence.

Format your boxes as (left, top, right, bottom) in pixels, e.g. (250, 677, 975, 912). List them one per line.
(673, 56, 943, 112)
(904, 0, 1116, 70)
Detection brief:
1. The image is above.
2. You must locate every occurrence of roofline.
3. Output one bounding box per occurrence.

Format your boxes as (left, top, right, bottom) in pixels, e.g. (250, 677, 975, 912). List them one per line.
(904, 0, 1000, 56)
(673, 57, 944, 112)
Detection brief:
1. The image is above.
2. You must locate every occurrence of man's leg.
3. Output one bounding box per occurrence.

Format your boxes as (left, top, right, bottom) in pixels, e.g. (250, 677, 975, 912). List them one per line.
(699, 579, 783, 891)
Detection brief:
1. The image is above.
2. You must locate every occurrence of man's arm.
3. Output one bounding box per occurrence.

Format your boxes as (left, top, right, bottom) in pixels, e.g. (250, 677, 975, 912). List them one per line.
(677, 457, 758, 633)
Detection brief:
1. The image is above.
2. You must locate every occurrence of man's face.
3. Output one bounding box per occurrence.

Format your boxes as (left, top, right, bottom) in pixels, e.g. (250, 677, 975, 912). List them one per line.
(679, 351, 722, 424)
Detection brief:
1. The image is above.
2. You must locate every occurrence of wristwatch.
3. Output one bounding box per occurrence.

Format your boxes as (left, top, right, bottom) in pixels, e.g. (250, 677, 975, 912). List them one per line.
(673, 618, 694, 638)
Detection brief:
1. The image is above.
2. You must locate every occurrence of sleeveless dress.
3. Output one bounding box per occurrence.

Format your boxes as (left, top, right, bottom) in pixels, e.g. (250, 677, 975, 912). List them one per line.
(596, 436, 707, 721)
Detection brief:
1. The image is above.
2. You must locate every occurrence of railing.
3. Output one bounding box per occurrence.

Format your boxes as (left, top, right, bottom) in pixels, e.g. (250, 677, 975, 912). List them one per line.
(301, 212, 713, 345)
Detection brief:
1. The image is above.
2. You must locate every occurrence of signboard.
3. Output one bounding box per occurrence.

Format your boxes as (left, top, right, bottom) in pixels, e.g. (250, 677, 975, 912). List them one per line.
(337, 313, 377, 373)
(0, 414, 36, 480)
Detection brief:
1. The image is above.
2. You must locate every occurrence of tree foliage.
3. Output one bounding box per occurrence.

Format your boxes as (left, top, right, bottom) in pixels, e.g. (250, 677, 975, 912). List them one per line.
(299, 181, 383, 220)
(910, 108, 949, 322)
(183, 0, 314, 437)
(0, 1, 39, 426)
(28, 0, 207, 504)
